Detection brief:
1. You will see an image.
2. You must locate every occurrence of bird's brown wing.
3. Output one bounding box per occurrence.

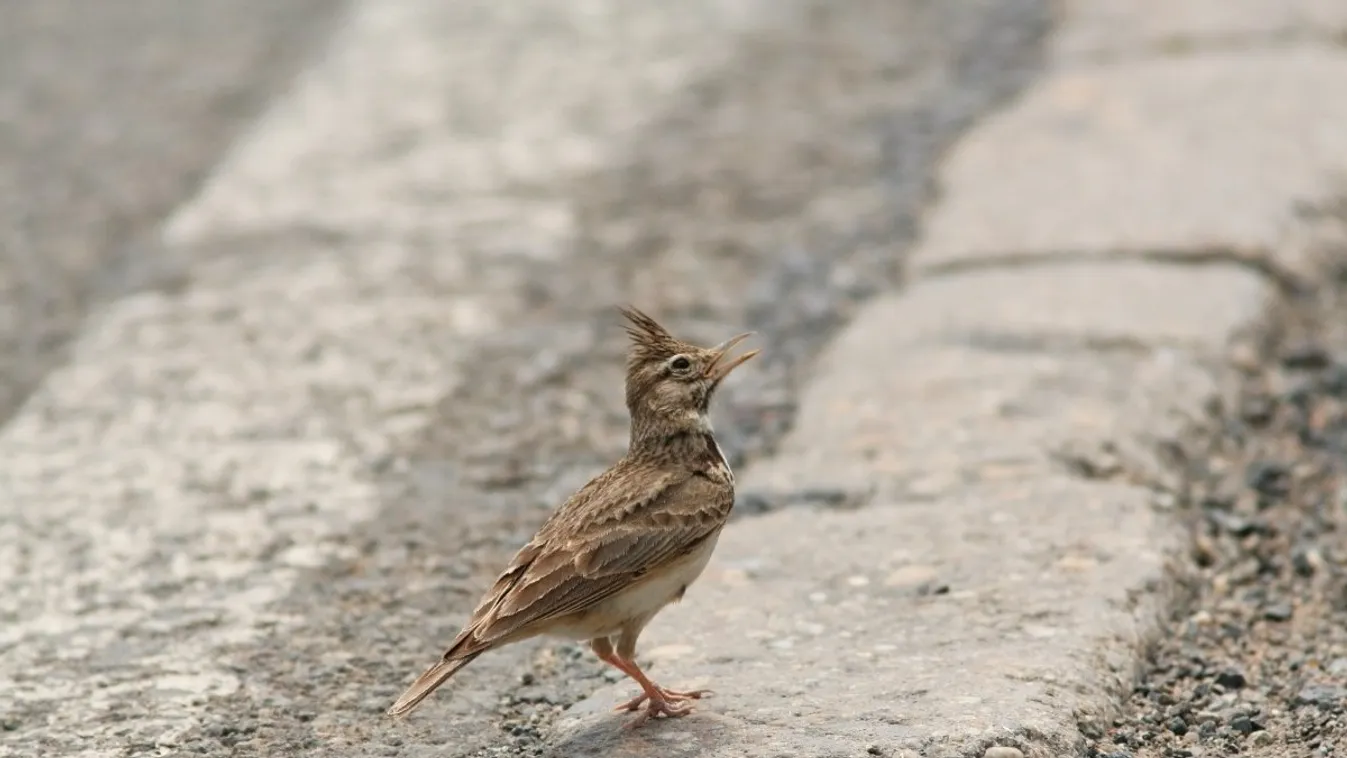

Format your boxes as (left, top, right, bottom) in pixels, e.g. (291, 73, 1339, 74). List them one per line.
(447, 462, 733, 655)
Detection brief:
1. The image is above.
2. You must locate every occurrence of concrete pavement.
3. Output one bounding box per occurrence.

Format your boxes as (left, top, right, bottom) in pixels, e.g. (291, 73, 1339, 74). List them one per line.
(0, 1, 1048, 756)
(0, 0, 341, 420)
(555, 2, 1347, 756)
(5, 0, 1341, 756)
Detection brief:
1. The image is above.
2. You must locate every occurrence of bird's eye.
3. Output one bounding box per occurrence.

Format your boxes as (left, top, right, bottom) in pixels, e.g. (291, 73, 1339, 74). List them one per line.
(669, 355, 692, 372)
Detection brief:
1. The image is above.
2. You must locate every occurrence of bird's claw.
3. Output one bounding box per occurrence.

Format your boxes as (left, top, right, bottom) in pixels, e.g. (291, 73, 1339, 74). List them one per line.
(622, 694, 705, 727)
(614, 687, 712, 712)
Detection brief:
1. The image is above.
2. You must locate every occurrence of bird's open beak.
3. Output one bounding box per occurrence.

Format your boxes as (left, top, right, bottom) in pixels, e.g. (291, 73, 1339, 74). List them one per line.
(704, 332, 759, 383)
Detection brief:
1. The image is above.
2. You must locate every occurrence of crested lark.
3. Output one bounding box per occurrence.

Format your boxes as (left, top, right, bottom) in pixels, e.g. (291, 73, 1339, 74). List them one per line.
(387, 306, 758, 728)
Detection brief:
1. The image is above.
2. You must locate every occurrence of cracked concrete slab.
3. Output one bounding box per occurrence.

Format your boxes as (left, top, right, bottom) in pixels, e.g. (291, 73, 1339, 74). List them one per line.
(743, 263, 1265, 502)
(0, 241, 495, 757)
(163, 0, 770, 244)
(0, 0, 1055, 756)
(8, 0, 1324, 755)
(1057, 0, 1347, 61)
(911, 48, 1347, 273)
(0, 0, 784, 754)
(553, 261, 1270, 756)
(0, 0, 341, 422)
(553, 479, 1177, 758)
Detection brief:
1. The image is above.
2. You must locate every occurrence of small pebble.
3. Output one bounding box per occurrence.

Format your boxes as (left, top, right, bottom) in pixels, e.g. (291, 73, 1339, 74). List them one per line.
(1205, 508, 1257, 537)
(1239, 395, 1274, 426)
(1214, 668, 1247, 690)
(1168, 716, 1189, 736)
(1244, 460, 1290, 498)
(1282, 344, 1332, 370)
(1263, 603, 1293, 622)
(1249, 730, 1275, 747)
(1297, 684, 1347, 708)
(1323, 363, 1347, 396)
(982, 747, 1024, 758)
(1292, 546, 1318, 577)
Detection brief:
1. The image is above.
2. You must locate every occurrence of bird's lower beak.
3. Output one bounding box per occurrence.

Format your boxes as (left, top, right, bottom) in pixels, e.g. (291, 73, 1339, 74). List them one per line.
(705, 332, 759, 383)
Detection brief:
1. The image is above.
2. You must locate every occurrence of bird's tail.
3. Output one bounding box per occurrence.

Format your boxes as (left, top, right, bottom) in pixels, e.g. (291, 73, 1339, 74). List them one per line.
(386, 651, 482, 718)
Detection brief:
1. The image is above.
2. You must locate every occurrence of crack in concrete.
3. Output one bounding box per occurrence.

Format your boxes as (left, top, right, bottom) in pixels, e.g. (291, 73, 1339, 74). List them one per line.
(732, 485, 876, 519)
(1051, 436, 1188, 496)
(915, 244, 1307, 296)
(956, 330, 1183, 355)
(1066, 28, 1347, 65)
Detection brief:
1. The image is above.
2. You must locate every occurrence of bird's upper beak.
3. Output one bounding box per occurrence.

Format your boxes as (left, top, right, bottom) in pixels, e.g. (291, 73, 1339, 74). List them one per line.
(704, 332, 759, 383)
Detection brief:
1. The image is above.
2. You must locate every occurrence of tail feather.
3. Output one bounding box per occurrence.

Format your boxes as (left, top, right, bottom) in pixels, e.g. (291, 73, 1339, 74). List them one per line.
(386, 651, 482, 718)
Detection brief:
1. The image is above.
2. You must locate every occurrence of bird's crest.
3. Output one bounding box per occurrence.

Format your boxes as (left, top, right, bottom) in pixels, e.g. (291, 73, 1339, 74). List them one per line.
(619, 306, 686, 366)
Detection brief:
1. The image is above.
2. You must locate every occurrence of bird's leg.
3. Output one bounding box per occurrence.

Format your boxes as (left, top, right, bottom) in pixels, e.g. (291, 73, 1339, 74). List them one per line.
(614, 628, 712, 709)
(589, 637, 707, 728)
(609, 659, 711, 712)
(610, 669, 712, 711)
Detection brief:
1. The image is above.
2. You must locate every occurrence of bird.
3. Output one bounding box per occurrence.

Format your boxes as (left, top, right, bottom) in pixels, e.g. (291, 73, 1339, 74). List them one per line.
(386, 305, 759, 728)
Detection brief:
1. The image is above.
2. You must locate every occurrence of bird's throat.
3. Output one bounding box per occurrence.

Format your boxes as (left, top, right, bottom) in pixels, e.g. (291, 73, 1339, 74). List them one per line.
(628, 414, 733, 482)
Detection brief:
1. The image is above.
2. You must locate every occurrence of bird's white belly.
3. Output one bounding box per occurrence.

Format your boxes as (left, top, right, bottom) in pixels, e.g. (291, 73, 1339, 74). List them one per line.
(546, 531, 721, 641)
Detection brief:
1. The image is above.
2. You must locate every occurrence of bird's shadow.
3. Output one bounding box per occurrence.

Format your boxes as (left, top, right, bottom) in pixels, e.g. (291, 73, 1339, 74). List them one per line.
(545, 700, 739, 758)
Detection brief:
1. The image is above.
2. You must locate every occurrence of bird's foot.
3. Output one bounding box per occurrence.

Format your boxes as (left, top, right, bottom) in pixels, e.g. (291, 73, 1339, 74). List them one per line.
(621, 689, 705, 729)
(614, 686, 712, 713)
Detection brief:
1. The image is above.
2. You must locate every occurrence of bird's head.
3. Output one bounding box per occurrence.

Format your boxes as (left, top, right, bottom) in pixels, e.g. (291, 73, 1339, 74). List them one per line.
(619, 306, 758, 441)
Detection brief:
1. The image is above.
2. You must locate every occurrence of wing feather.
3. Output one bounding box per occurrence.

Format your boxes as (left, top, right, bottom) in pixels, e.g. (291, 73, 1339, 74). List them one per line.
(457, 467, 732, 647)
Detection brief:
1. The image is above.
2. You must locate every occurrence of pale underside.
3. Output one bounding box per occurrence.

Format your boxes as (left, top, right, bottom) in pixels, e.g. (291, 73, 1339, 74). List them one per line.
(541, 528, 722, 642)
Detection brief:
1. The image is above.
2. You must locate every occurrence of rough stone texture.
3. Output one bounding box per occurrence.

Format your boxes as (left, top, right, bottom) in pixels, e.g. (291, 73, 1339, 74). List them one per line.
(0, 0, 1055, 756)
(9, 0, 1324, 755)
(163, 0, 770, 244)
(553, 482, 1174, 758)
(897, 263, 1265, 347)
(0, 244, 495, 757)
(1085, 215, 1347, 757)
(1057, 0, 1347, 60)
(0, 0, 772, 754)
(554, 263, 1269, 756)
(746, 263, 1265, 500)
(910, 49, 1347, 272)
(0, 0, 340, 421)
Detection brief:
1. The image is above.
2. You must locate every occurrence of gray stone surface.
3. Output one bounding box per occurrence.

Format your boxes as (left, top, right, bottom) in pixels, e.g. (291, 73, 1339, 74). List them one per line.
(0, 242, 493, 757)
(554, 262, 1270, 755)
(0, 0, 340, 421)
(911, 48, 1347, 272)
(163, 0, 777, 244)
(3, 0, 783, 753)
(1057, 0, 1347, 60)
(7, 0, 1324, 754)
(553, 480, 1174, 758)
(0, 0, 772, 750)
(0, 0, 1053, 756)
(745, 263, 1266, 501)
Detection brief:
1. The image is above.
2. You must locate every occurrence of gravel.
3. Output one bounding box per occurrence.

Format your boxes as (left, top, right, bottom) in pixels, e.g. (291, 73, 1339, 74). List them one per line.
(1085, 197, 1347, 758)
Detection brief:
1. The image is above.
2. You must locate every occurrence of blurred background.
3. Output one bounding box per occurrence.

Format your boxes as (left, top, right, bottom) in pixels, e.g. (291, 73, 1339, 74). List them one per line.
(0, 0, 339, 419)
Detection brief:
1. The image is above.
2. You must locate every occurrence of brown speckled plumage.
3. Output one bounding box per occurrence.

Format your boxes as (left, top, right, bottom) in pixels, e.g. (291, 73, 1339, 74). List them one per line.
(387, 306, 757, 727)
